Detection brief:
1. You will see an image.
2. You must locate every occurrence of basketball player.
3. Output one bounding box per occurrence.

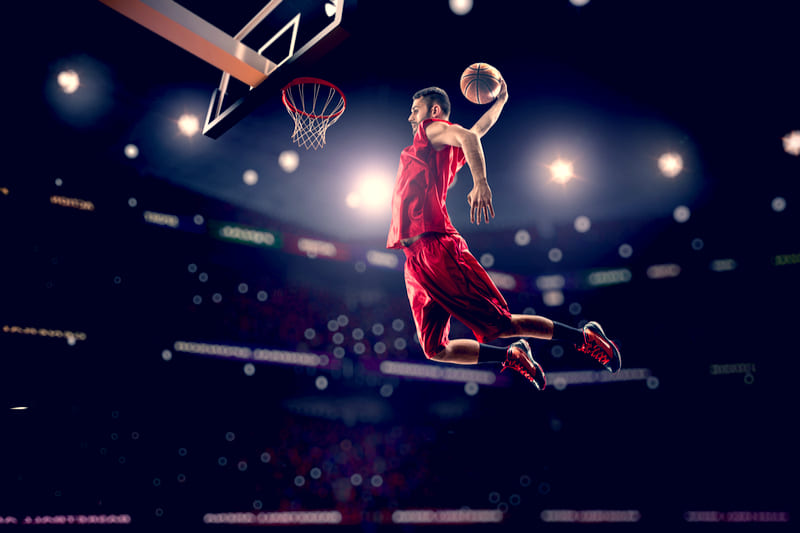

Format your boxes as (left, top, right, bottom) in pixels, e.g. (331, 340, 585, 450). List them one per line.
(386, 80, 621, 390)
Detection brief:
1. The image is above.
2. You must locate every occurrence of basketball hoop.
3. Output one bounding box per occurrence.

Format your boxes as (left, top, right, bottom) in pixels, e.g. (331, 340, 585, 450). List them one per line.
(282, 77, 346, 150)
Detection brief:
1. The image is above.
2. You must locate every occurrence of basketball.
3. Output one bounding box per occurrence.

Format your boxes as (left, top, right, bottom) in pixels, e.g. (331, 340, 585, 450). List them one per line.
(460, 63, 502, 104)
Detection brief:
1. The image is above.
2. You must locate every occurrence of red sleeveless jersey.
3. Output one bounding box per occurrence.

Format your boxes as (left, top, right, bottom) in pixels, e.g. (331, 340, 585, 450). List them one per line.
(386, 118, 466, 249)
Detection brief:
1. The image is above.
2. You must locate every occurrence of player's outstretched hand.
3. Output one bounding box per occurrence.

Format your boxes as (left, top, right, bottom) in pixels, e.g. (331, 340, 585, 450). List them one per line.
(467, 181, 495, 225)
(496, 77, 508, 103)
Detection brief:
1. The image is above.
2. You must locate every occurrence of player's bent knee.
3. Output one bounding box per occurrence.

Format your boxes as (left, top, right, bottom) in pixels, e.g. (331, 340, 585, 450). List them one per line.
(423, 348, 441, 361)
(498, 322, 516, 337)
(423, 342, 447, 361)
(428, 349, 448, 362)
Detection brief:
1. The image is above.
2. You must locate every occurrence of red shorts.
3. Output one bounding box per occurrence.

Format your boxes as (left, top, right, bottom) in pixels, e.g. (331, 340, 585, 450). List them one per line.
(402, 233, 513, 358)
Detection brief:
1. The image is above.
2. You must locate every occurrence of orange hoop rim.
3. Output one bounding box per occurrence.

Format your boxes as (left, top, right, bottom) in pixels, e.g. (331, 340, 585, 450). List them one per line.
(281, 77, 347, 119)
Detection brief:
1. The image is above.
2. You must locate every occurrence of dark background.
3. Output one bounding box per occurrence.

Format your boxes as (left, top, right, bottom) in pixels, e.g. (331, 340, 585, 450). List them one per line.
(2, 0, 798, 530)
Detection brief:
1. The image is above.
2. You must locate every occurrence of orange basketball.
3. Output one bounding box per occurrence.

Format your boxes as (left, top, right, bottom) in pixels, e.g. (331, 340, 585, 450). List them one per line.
(460, 63, 502, 104)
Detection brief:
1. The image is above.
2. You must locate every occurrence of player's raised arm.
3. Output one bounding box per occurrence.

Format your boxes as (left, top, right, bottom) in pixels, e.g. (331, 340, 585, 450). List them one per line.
(425, 121, 495, 226)
(470, 78, 508, 138)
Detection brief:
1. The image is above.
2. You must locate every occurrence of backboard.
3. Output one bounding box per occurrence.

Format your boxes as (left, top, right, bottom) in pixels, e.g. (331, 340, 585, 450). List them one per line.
(97, 0, 357, 138)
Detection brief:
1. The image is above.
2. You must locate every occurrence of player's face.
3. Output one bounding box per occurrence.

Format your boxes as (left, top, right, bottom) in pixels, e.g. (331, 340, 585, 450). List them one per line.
(408, 97, 432, 135)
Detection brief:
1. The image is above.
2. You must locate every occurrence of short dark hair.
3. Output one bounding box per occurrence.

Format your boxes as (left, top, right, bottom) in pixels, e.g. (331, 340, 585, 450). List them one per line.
(413, 87, 451, 118)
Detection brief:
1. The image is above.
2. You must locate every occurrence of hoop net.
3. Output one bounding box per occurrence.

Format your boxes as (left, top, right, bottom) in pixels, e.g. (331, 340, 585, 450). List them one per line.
(282, 78, 346, 150)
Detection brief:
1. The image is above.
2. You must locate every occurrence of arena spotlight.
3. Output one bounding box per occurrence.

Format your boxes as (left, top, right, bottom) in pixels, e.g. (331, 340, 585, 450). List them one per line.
(347, 175, 393, 211)
(57, 69, 80, 94)
(124, 143, 139, 159)
(783, 130, 800, 156)
(449, 0, 473, 15)
(658, 152, 683, 177)
(177, 113, 200, 136)
(548, 158, 575, 184)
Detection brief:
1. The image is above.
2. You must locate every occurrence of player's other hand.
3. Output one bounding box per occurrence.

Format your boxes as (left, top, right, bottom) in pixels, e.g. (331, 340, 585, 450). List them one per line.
(467, 181, 495, 225)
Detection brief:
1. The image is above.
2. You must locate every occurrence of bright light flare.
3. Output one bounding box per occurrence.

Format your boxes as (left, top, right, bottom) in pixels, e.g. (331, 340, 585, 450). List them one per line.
(782, 130, 800, 156)
(177, 114, 200, 136)
(57, 70, 80, 94)
(548, 158, 575, 184)
(658, 152, 683, 177)
(347, 176, 393, 211)
(345, 191, 361, 209)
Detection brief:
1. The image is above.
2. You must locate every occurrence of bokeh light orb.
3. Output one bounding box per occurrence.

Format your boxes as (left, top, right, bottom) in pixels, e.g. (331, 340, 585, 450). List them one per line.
(573, 215, 591, 233)
(243, 169, 258, 186)
(673, 205, 691, 223)
(124, 143, 139, 159)
(278, 149, 300, 172)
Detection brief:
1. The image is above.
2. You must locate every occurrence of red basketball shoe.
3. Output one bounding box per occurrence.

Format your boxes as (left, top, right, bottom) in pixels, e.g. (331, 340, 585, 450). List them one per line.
(501, 339, 546, 390)
(577, 321, 621, 374)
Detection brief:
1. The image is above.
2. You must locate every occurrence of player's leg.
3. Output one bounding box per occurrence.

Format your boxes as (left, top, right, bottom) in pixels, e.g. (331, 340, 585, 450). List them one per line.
(498, 314, 622, 374)
(497, 314, 554, 340)
(428, 339, 545, 391)
(426, 339, 520, 365)
(411, 234, 545, 388)
(405, 258, 462, 361)
(405, 282, 511, 367)
(430, 339, 479, 364)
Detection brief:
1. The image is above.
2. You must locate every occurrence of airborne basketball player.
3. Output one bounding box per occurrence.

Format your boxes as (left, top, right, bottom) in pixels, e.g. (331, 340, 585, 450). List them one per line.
(386, 79, 621, 390)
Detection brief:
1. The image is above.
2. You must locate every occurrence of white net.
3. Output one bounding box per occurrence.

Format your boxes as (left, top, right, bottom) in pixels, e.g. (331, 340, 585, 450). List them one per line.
(282, 79, 346, 150)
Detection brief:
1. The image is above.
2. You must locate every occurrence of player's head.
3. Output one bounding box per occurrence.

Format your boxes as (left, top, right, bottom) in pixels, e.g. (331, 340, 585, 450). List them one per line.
(413, 87, 451, 118)
(409, 87, 450, 134)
